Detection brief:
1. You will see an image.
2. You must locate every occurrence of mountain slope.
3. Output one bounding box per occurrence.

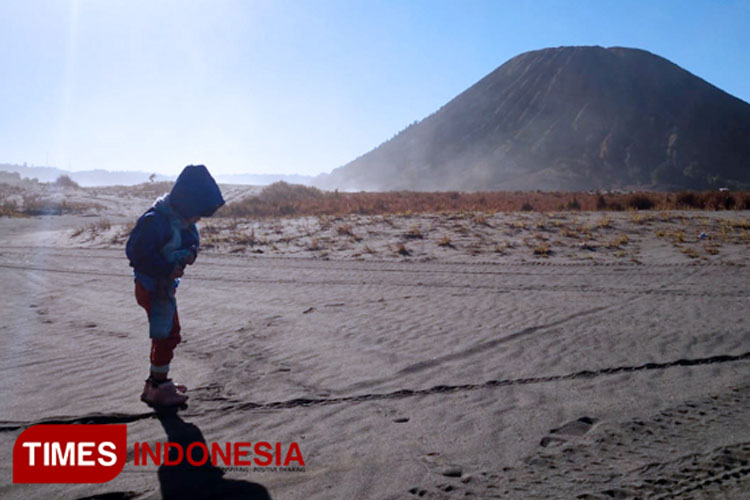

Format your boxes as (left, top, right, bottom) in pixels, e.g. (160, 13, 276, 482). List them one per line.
(317, 46, 750, 191)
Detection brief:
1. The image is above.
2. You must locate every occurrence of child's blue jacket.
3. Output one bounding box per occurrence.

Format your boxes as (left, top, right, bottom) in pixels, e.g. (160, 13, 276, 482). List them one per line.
(126, 165, 225, 281)
(126, 205, 201, 279)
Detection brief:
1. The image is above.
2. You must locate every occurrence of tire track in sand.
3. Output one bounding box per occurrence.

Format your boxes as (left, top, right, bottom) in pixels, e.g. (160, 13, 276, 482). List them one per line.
(2, 349, 748, 432)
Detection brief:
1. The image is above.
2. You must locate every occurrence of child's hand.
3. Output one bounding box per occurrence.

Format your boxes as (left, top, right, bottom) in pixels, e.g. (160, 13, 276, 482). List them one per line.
(172, 247, 197, 267)
(170, 264, 185, 280)
(183, 246, 197, 266)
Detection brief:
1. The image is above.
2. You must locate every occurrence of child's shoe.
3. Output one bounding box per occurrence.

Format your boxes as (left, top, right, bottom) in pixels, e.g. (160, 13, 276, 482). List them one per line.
(141, 379, 188, 406)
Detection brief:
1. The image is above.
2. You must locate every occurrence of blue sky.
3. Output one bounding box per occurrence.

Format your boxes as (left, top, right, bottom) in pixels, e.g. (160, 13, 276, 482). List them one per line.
(1, 0, 748, 177)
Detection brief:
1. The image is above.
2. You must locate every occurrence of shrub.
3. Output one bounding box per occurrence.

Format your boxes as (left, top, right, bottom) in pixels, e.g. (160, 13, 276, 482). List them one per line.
(607, 234, 630, 248)
(54, 175, 79, 188)
(533, 242, 550, 256)
(0, 200, 24, 217)
(566, 197, 581, 210)
(404, 225, 423, 239)
(705, 192, 736, 210)
(395, 243, 410, 256)
(596, 195, 607, 210)
(472, 213, 489, 225)
(258, 181, 323, 202)
(627, 194, 655, 210)
(676, 192, 705, 209)
(336, 224, 354, 236)
(438, 235, 453, 247)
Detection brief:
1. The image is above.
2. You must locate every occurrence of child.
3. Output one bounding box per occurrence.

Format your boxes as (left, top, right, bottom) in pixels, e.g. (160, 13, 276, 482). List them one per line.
(126, 165, 224, 406)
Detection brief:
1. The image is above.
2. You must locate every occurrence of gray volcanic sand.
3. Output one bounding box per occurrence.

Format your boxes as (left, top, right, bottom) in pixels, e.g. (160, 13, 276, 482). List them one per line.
(0, 211, 749, 499)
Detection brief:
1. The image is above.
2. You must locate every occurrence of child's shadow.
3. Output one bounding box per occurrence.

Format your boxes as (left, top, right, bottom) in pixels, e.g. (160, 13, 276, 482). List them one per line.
(157, 413, 272, 500)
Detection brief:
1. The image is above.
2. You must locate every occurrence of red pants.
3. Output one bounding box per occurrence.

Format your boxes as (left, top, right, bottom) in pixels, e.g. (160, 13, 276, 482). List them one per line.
(135, 280, 182, 369)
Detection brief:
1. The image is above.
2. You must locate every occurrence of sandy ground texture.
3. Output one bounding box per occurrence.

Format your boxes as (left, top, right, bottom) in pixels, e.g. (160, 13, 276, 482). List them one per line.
(0, 187, 749, 499)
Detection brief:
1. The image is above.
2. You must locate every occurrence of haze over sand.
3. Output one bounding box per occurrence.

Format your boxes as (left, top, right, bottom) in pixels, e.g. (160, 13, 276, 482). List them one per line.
(0, 184, 749, 499)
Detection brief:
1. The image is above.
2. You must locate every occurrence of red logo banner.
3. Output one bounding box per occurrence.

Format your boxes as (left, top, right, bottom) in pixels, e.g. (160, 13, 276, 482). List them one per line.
(13, 424, 127, 483)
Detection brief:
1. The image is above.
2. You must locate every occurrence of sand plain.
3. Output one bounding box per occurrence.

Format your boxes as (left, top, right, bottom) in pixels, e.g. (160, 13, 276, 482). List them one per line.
(0, 185, 749, 499)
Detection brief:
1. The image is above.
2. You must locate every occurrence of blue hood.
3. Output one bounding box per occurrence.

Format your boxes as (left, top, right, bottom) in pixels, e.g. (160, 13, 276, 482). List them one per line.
(169, 164, 225, 219)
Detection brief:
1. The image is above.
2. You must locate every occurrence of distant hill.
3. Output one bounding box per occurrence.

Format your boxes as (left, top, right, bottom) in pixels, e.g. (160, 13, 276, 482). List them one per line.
(0, 164, 172, 186)
(316, 46, 750, 191)
(0, 164, 313, 187)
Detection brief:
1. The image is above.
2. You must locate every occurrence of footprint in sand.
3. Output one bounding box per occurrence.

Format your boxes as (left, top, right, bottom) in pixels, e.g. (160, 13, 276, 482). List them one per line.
(540, 416, 599, 447)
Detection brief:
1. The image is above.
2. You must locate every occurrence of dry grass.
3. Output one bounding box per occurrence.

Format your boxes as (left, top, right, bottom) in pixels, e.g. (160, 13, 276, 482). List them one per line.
(71, 219, 112, 241)
(630, 213, 656, 225)
(233, 228, 257, 246)
(395, 243, 410, 256)
(219, 182, 750, 218)
(57, 201, 748, 264)
(472, 213, 491, 226)
(1, 196, 102, 217)
(307, 237, 322, 251)
(124, 181, 174, 198)
(597, 216, 612, 229)
(681, 247, 700, 259)
(438, 235, 454, 248)
(0, 181, 104, 217)
(533, 242, 551, 257)
(404, 225, 424, 239)
(336, 224, 354, 236)
(704, 244, 721, 255)
(0, 201, 25, 217)
(109, 222, 135, 245)
(606, 234, 630, 249)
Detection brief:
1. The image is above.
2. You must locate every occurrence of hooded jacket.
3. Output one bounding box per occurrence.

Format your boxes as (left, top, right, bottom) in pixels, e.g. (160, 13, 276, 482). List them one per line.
(126, 165, 224, 281)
